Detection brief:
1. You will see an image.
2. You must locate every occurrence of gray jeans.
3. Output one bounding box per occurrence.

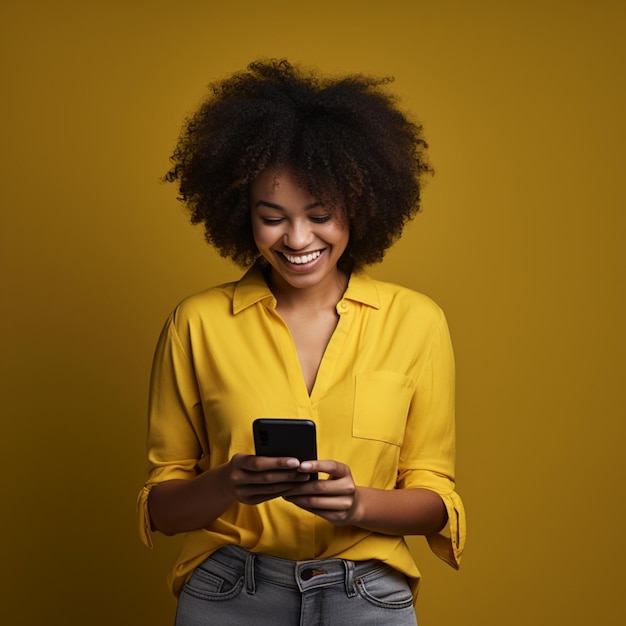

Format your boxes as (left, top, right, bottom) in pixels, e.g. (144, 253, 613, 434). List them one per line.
(175, 545, 418, 626)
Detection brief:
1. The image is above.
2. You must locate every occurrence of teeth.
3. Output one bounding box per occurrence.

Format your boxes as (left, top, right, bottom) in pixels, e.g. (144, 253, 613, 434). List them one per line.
(283, 250, 322, 264)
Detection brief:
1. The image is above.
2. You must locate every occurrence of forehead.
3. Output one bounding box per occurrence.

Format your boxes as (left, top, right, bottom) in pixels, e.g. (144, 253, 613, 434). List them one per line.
(250, 166, 348, 208)
(250, 167, 316, 202)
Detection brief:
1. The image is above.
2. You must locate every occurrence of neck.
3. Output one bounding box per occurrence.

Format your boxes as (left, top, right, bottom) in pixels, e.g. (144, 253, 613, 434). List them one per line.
(265, 268, 349, 312)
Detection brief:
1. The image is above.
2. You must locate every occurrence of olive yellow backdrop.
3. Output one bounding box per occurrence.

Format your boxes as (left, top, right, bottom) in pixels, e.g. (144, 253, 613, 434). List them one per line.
(1, 1, 623, 624)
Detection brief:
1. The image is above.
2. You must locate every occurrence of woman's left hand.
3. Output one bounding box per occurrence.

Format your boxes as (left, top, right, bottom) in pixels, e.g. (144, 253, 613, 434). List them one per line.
(282, 460, 363, 526)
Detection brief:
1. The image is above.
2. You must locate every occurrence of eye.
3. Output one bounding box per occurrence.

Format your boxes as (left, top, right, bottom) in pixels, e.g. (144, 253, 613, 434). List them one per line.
(261, 217, 285, 225)
(309, 215, 331, 224)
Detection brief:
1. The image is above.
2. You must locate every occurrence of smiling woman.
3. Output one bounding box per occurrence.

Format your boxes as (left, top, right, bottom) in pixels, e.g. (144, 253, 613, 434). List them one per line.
(250, 167, 350, 299)
(163, 59, 432, 273)
(138, 58, 465, 626)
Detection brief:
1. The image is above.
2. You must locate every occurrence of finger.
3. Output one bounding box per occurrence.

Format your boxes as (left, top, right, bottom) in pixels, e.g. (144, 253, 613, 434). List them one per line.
(237, 454, 301, 473)
(239, 481, 306, 500)
(232, 468, 310, 487)
(298, 459, 349, 478)
(282, 477, 355, 498)
(284, 495, 354, 510)
(283, 498, 356, 526)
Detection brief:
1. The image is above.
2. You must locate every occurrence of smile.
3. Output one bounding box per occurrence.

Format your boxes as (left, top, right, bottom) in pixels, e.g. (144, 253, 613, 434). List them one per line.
(281, 250, 322, 265)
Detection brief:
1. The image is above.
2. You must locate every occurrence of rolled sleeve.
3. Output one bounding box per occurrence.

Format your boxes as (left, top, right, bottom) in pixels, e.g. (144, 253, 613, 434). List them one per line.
(398, 309, 466, 568)
(137, 485, 154, 548)
(136, 311, 206, 547)
(426, 490, 466, 568)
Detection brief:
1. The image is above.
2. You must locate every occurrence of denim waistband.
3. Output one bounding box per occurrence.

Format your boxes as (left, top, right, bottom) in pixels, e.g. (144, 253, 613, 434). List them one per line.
(209, 544, 387, 596)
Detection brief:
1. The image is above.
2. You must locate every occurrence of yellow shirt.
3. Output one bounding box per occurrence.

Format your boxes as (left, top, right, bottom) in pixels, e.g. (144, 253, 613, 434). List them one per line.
(137, 263, 466, 598)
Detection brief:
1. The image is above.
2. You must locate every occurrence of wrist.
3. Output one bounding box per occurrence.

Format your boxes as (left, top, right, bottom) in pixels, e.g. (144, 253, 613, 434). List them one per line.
(201, 462, 238, 508)
(348, 486, 367, 526)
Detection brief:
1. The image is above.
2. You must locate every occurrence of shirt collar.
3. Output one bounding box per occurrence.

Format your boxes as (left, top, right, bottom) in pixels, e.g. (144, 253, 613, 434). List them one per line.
(232, 261, 380, 314)
(232, 262, 276, 314)
(342, 272, 380, 309)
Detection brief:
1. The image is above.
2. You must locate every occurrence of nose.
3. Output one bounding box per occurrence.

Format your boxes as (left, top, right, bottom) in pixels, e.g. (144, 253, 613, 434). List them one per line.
(283, 219, 313, 250)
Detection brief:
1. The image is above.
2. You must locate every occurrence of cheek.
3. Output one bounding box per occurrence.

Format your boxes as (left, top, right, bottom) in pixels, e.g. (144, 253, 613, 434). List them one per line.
(331, 225, 350, 250)
(251, 223, 271, 249)
(328, 215, 350, 247)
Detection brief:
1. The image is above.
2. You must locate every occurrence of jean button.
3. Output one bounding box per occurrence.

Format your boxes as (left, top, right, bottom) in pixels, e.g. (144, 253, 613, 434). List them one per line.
(301, 568, 327, 580)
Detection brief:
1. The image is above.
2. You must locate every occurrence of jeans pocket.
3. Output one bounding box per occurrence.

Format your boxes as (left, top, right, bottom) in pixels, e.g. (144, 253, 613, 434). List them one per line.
(355, 565, 414, 609)
(182, 558, 245, 601)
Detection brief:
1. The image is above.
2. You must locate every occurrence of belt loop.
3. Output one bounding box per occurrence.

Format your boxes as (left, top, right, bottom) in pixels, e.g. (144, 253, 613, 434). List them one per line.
(245, 552, 257, 595)
(343, 559, 357, 598)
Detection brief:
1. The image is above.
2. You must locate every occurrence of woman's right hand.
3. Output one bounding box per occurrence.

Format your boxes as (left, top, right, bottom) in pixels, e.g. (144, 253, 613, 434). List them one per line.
(148, 454, 312, 536)
(227, 453, 312, 505)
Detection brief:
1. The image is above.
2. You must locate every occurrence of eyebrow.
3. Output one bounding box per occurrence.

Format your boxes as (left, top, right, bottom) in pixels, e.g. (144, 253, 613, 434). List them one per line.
(254, 201, 323, 211)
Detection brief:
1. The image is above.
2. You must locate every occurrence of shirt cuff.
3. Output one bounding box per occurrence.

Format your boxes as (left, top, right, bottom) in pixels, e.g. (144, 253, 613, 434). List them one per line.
(137, 485, 154, 549)
(425, 490, 466, 569)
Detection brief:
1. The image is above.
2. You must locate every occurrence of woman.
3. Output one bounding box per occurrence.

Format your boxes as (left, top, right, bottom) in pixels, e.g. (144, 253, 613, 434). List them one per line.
(138, 59, 465, 625)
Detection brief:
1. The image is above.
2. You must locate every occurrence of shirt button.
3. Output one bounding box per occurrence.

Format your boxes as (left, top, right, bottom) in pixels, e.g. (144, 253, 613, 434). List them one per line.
(337, 301, 348, 312)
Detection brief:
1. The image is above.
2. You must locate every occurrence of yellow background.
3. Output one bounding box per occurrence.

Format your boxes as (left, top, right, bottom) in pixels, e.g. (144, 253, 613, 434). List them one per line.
(1, 1, 623, 624)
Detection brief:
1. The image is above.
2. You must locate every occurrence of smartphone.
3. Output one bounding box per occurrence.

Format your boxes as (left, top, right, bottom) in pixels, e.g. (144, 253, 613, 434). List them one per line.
(252, 418, 318, 480)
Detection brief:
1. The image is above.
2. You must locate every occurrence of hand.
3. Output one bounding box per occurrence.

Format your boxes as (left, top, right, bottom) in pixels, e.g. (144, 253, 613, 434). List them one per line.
(227, 453, 311, 506)
(282, 460, 363, 526)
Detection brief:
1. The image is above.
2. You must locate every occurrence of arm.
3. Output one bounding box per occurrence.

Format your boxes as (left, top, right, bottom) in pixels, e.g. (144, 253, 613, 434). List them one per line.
(147, 463, 234, 536)
(352, 485, 447, 535)
(148, 454, 309, 536)
(283, 460, 447, 536)
(283, 307, 466, 563)
(143, 314, 308, 538)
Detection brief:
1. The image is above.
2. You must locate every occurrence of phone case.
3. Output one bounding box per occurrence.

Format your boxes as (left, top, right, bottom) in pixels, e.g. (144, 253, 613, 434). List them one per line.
(253, 418, 318, 479)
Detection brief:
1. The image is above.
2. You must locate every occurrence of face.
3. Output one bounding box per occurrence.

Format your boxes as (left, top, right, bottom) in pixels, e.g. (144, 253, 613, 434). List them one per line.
(250, 168, 350, 295)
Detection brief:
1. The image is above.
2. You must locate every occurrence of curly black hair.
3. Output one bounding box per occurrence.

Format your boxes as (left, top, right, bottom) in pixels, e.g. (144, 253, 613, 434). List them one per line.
(165, 59, 433, 272)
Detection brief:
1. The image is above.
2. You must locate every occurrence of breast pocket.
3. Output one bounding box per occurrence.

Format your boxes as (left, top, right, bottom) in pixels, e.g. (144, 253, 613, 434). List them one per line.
(353, 371, 414, 446)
